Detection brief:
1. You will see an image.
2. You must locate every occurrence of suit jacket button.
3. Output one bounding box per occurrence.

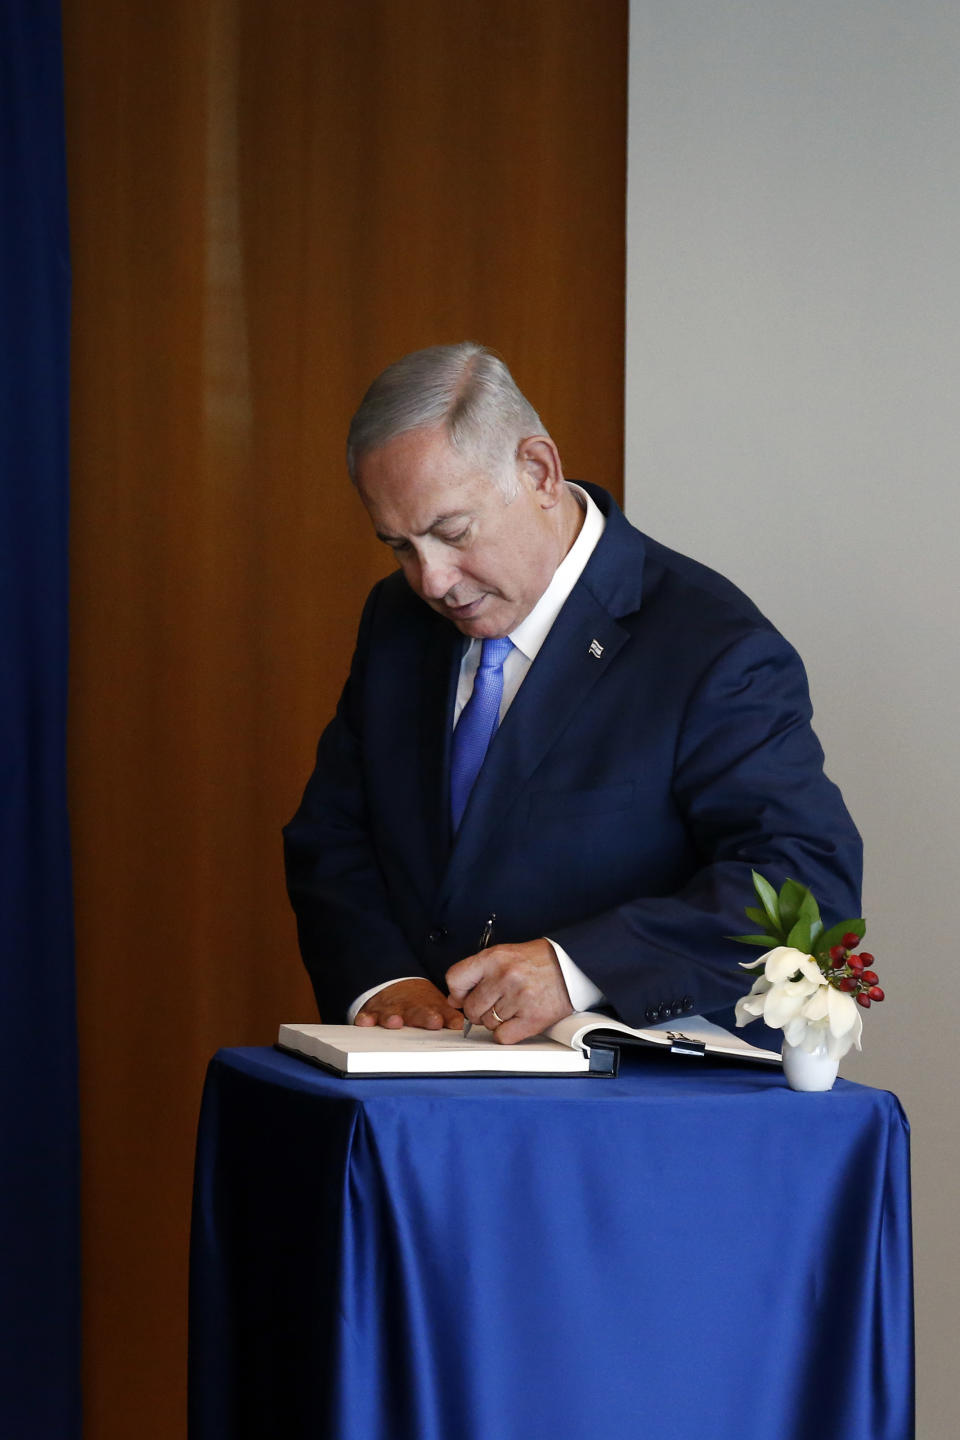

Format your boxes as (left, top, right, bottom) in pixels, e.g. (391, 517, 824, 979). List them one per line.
(661, 1006, 673, 1020)
(645, 1007, 658, 1024)
(427, 928, 448, 944)
(682, 996, 694, 1012)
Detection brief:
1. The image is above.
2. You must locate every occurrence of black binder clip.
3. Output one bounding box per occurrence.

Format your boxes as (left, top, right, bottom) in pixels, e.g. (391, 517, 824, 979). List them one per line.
(587, 1044, 619, 1075)
(667, 1032, 706, 1058)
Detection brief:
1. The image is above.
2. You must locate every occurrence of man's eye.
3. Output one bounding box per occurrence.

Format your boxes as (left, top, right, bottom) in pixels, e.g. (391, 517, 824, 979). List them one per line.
(440, 529, 469, 545)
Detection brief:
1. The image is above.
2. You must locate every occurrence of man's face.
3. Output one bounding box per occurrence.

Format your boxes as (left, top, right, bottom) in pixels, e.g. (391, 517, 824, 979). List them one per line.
(356, 425, 565, 638)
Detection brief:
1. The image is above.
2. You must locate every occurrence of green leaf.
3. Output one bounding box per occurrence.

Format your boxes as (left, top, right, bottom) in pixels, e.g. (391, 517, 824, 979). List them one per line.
(752, 871, 781, 935)
(786, 918, 812, 953)
(777, 879, 807, 934)
(797, 889, 822, 929)
(815, 917, 866, 957)
(809, 918, 824, 946)
(745, 906, 770, 929)
(728, 932, 783, 948)
(787, 893, 822, 956)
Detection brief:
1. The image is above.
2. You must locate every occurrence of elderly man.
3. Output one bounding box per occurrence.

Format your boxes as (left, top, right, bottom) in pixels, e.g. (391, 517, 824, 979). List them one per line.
(284, 343, 861, 1044)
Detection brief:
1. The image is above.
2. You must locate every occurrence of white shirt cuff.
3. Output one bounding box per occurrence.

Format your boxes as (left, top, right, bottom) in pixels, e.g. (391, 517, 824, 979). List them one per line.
(546, 939, 605, 1012)
(346, 977, 423, 1024)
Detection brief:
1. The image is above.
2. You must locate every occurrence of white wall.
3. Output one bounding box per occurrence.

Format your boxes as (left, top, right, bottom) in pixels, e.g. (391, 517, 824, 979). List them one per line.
(627, 4, 959, 1434)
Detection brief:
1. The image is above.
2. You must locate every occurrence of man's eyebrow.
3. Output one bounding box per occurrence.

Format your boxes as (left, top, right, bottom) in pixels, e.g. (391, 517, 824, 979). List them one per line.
(375, 512, 470, 543)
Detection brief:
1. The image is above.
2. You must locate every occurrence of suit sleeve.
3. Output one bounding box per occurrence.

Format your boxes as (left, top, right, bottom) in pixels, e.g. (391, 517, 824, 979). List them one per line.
(283, 586, 429, 1021)
(548, 626, 863, 1029)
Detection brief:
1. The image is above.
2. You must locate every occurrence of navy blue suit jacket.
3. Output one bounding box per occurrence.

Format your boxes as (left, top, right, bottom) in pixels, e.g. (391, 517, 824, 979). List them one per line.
(284, 484, 862, 1028)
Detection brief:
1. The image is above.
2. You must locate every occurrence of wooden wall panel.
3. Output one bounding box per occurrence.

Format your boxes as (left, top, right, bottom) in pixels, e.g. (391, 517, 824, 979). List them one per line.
(62, 2, 626, 1435)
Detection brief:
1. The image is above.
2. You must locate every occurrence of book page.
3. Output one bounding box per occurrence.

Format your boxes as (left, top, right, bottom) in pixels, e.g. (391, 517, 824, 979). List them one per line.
(544, 1011, 781, 1064)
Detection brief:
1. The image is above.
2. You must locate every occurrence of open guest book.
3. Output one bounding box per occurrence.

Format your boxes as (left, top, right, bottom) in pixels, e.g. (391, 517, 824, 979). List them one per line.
(276, 1011, 782, 1077)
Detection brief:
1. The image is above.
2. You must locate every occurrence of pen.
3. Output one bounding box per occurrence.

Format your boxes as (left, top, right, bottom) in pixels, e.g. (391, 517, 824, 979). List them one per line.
(462, 913, 496, 1040)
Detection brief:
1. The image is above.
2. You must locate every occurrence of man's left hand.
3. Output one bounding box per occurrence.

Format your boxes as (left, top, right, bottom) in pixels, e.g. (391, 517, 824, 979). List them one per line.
(445, 938, 573, 1044)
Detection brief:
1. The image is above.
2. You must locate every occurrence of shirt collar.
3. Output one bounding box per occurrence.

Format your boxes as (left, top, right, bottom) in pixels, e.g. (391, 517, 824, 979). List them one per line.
(507, 483, 605, 662)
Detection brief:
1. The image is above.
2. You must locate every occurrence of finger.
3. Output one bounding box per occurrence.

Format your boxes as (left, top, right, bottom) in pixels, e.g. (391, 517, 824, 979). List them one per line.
(445, 951, 495, 1002)
(482, 1001, 513, 1031)
(403, 1000, 464, 1028)
(460, 966, 515, 1020)
(465, 980, 516, 1024)
(493, 1016, 541, 1045)
(380, 1005, 459, 1030)
(426, 1003, 468, 1029)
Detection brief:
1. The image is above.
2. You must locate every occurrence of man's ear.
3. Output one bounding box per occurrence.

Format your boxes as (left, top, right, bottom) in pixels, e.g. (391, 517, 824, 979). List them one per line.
(515, 436, 565, 507)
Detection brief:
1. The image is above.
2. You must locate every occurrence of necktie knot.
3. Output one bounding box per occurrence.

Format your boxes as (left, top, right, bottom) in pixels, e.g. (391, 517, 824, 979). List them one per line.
(477, 636, 513, 671)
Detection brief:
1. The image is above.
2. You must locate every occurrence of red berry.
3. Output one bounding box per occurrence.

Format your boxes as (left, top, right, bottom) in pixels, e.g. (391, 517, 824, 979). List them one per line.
(848, 954, 864, 971)
(862, 970, 878, 985)
(868, 986, 884, 1002)
(838, 976, 856, 991)
(831, 955, 846, 969)
(857, 993, 871, 1008)
(859, 952, 874, 965)
(842, 932, 861, 948)
(829, 945, 846, 963)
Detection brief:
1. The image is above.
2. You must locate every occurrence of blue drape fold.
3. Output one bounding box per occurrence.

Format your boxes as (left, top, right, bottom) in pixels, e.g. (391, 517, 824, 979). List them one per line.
(0, 2, 81, 1435)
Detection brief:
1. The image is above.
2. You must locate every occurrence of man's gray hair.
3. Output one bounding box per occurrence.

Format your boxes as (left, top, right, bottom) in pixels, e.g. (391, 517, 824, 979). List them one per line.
(346, 342, 548, 487)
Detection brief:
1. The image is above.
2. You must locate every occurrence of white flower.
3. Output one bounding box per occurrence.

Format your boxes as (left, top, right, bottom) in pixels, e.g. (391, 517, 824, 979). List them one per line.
(794, 984, 863, 1060)
(760, 947, 824, 987)
(734, 976, 770, 1028)
(735, 945, 864, 1060)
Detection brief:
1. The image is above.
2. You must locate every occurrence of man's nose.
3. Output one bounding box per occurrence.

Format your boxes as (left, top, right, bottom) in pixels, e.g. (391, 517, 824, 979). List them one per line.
(416, 552, 459, 600)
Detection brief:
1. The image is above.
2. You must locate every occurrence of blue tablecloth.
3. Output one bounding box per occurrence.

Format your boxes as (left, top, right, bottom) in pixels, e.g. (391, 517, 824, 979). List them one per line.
(189, 1046, 913, 1440)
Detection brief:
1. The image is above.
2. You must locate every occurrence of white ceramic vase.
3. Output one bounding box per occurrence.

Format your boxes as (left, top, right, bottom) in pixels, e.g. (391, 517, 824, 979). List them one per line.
(781, 1040, 840, 1092)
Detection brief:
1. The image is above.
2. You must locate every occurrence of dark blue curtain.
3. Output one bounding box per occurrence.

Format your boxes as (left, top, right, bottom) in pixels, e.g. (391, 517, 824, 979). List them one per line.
(1, 1, 81, 1436)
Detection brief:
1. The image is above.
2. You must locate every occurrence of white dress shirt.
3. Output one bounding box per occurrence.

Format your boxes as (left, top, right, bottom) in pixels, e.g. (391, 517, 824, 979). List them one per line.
(348, 484, 607, 1022)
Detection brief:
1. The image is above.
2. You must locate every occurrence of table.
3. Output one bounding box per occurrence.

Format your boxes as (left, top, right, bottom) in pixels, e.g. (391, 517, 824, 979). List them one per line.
(189, 1046, 914, 1440)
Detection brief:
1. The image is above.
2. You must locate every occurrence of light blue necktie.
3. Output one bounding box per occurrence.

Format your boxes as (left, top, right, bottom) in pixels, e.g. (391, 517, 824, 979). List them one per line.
(450, 637, 513, 830)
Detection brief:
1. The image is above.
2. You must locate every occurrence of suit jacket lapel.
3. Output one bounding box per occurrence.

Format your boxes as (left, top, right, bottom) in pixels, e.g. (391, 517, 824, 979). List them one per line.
(437, 586, 630, 901)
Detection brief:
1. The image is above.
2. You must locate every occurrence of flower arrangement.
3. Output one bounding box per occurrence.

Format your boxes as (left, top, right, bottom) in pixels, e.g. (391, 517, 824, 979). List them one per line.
(733, 872, 884, 1061)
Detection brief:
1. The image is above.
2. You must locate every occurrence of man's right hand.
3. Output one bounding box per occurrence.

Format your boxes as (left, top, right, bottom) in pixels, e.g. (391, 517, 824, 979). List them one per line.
(353, 978, 465, 1030)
